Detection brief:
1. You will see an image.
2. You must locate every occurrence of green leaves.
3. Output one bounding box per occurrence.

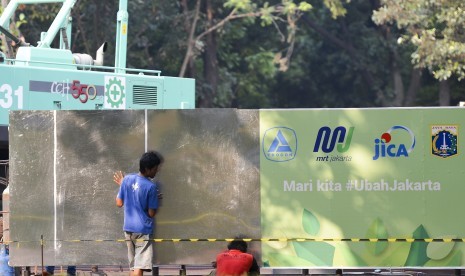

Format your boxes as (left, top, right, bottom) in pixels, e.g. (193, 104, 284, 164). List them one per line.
(298, 2, 313, 12)
(426, 236, 456, 260)
(365, 218, 388, 255)
(302, 208, 320, 236)
(324, 0, 347, 18)
(404, 225, 430, 266)
(373, 0, 465, 80)
(15, 13, 27, 29)
(259, 4, 275, 26)
(224, 0, 254, 11)
(297, 209, 335, 266)
(262, 207, 463, 267)
(293, 241, 336, 266)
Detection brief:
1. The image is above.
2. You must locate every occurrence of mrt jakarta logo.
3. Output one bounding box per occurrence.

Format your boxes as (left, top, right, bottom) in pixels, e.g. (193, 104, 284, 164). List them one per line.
(263, 127, 297, 162)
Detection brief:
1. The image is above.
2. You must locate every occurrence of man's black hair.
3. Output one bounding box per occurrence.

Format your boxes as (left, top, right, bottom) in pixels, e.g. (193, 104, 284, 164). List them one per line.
(227, 239, 248, 253)
(139, 150, 164, 173)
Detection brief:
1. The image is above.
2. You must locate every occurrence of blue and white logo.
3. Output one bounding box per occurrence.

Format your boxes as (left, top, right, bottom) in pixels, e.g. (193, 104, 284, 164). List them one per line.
(263, 127, 297, 162)
(373, 125, 415, 160)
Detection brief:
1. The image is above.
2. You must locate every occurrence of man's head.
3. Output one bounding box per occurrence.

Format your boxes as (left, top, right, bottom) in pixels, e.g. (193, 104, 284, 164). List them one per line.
(227, 239, 248, 253)
(139, 151, 164, 178)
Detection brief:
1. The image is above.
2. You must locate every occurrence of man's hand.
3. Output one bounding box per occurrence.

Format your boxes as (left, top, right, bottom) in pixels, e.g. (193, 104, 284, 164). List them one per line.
(155, 182, 163, 199)
(113, 171, 124, 186)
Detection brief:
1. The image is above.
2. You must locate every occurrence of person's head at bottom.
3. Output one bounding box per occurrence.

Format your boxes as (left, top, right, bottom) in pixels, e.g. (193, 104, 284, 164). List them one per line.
(227, 239, 248, 253)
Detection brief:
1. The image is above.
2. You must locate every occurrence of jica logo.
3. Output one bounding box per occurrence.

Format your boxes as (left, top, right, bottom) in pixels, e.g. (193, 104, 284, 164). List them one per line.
(373, 125, 416, 160)
(263, 127, 297, 162)
(313, 126, 354, 153)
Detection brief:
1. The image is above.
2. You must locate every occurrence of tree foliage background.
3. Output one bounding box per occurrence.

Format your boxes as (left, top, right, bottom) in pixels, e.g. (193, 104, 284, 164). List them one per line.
(1, 0, 464, 108)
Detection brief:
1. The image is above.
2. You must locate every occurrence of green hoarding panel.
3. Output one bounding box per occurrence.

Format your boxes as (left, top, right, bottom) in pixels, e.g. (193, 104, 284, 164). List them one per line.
(260, 108, 464, 267)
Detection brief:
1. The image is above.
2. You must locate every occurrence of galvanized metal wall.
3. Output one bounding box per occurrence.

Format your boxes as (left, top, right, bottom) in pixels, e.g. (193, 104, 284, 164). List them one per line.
(8, 109, 260, 266)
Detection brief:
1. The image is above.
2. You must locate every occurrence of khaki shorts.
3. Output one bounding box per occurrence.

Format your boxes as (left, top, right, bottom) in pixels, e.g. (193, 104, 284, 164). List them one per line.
(124, 232, 154, 271)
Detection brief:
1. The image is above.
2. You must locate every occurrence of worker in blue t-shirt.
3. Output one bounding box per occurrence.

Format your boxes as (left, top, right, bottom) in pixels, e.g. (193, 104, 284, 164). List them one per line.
(114, 150, 164, 276)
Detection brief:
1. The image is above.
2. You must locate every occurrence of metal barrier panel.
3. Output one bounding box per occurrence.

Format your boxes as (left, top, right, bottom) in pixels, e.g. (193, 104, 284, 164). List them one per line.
(258, 108, 465, 268)
(8, 109, 260, 266)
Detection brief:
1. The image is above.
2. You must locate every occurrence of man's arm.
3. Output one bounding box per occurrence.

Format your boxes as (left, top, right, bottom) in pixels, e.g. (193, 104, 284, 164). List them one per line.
(115, 171, 125, 207)
(147, 184, 159, 218)
(249, 256, 260, 274)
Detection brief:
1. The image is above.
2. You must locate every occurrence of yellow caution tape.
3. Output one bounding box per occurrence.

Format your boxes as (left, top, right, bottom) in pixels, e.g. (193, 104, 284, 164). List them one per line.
(3, 237, 465, 244)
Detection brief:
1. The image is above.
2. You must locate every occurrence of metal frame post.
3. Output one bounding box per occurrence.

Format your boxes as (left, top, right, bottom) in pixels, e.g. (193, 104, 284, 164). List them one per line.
(0, 0, 72, 48)
(180, 265, 186, 276)
(114, 0, 128, 73)
(59, 15, 72, 49)
(152, 266, 159, 276)
(38, 0, 75, 48)
(1, 0, 64, 29)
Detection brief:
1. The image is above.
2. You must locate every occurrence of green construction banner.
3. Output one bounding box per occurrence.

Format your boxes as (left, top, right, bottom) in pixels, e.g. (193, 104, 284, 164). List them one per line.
(260, 108, 464, 267)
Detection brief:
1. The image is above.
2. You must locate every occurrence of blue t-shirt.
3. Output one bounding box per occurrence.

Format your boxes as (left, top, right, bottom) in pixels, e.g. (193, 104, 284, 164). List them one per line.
(117, 173, 159, 234)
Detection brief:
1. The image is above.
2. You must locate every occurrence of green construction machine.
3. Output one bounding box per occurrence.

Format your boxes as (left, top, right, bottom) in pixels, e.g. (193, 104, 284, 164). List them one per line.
(0, 0, 196, 151)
